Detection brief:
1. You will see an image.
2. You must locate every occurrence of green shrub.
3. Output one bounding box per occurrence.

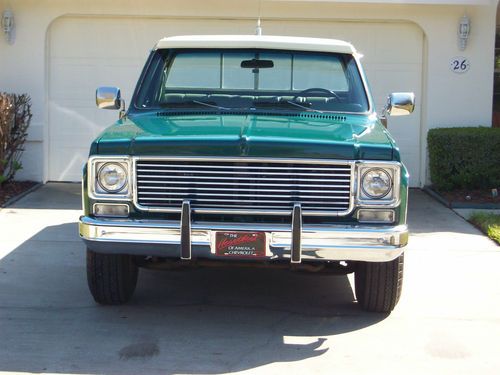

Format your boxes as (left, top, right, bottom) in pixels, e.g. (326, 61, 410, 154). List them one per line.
(427, 127, 500, 191)
(469, 212, 500, 245)
(0, 93, 32, 185)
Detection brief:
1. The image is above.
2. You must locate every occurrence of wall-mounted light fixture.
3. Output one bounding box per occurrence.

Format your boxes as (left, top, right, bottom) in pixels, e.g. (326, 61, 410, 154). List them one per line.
(1, 9, 14, 44)
(458, 15, 470, 51)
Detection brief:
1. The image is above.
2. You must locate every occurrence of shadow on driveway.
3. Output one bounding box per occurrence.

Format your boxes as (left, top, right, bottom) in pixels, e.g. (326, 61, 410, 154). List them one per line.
(0, 220, 388, 374)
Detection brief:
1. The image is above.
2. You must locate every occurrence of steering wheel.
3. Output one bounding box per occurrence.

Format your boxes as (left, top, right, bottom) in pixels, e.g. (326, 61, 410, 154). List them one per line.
(292, 88, 340, 100)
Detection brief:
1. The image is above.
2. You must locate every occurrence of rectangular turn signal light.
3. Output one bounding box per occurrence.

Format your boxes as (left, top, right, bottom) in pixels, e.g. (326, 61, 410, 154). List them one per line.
(93, 203, 129, 217)
(357, 209, 395, 223)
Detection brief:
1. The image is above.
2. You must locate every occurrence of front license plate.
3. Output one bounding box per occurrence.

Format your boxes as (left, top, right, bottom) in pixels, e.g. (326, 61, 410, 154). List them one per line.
(215, 232, 267, 258)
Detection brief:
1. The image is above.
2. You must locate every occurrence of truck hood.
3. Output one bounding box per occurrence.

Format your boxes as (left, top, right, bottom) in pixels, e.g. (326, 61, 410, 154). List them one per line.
(94, 112, 396, 160)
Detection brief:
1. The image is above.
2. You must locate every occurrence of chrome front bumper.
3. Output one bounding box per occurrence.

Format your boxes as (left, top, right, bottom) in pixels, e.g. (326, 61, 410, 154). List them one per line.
(79, 215, 408, 263)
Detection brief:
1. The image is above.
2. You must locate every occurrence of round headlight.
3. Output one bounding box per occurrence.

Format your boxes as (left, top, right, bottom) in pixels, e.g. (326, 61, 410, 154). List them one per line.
(97, 163, 127, 193)
(361, 168, 392, 198)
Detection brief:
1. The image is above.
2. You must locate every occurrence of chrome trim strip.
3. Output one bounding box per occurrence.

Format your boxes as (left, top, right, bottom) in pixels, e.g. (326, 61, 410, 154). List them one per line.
(79, 216, 408, 262)
(132, 156, 356, 216)
(353, 52, 374, 115)
(134, 156, 354, 164)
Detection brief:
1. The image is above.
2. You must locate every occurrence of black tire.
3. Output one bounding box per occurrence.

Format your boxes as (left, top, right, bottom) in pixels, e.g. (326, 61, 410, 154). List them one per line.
(354, 253, 404, 313)
(86, 249, 139, 305)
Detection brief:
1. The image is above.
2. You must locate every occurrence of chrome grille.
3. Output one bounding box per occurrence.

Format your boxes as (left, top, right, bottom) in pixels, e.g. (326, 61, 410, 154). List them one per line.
(134, 158, 353, 215)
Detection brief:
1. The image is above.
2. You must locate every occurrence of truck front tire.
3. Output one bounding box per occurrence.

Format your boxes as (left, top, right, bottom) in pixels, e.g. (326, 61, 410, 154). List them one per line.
(86, 249, 139, 305)
(354, 253, 404, 313)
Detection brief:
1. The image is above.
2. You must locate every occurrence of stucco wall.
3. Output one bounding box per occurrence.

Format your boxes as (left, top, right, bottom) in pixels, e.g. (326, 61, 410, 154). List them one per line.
(0, 0, 498, 184)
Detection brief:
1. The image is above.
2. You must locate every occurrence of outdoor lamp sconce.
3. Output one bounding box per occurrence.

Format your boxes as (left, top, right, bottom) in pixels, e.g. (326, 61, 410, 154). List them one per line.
(1, 9, 14, 44)
(458, 15, 470, 51)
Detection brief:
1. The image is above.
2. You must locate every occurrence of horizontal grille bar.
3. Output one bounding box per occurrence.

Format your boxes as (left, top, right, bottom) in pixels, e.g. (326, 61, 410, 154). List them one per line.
(139, 197, 350, 204)
(134, 158, 353, 215)
(137, 174, 349, 183)
(138, 186, 349, 194)
(137, 163, 350, 171)
(137, 168, 350, 177)
(138, 180, 350, 189)
(138, 192, 349, 199)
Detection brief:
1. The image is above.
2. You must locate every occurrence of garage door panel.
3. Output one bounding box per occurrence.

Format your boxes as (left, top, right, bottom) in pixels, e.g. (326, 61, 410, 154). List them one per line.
(49, 17, 423, 185)
(49, 147, 89, 181)
(366, 65, 421, 106)
(51, 18, 163, 59)
(51, 61, 142, 103)
(49, 105, 103, 138)
(371, 27, 422, 63)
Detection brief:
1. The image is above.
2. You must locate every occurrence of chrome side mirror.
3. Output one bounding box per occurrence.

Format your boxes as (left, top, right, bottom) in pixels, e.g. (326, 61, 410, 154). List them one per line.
(96, 86, 121, 110)
(385, 92, 415, 116)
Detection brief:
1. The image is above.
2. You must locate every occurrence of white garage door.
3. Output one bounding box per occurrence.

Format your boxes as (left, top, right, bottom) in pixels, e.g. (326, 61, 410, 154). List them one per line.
(49, 17, 423, 185)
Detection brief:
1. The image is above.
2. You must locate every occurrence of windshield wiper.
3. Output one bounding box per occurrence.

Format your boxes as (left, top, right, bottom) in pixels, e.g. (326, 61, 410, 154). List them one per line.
(160, 100, 255, 112)
(160, 100, 232, 111)
(252, 99, 324, 113)
(162, 98, 324, 113)
(284, 100, 324, 113)
(191, 100, 233, 111)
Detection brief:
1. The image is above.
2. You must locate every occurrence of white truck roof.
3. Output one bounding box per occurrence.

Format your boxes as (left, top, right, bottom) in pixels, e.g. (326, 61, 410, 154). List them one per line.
(155, 35, 356, 54)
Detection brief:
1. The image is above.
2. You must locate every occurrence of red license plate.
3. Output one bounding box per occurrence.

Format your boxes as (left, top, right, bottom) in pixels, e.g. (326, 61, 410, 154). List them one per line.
(215, 232, 267, 258)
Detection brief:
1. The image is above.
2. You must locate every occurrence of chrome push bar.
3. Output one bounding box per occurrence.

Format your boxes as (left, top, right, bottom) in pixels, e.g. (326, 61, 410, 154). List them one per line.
(180, 201, 192, 260)
(179, 201, 305, 263)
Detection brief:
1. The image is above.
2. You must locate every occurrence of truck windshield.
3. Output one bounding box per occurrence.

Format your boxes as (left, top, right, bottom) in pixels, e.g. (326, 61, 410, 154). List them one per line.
(134, 49, 370, 113)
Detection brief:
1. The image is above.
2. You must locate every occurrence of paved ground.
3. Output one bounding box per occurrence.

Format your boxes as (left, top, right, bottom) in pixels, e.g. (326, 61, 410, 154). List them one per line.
(0, 184, 499, 375)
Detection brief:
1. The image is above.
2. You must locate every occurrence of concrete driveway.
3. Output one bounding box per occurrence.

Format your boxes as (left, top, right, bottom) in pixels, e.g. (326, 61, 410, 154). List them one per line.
(0, 184, 498, 375)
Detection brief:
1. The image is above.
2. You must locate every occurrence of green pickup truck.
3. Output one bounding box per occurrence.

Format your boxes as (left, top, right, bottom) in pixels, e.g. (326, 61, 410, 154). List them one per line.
(79, 35, 414, 313)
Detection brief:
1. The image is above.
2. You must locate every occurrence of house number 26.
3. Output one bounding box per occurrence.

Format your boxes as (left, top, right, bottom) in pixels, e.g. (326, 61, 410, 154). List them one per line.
(450, 57, 470, 73)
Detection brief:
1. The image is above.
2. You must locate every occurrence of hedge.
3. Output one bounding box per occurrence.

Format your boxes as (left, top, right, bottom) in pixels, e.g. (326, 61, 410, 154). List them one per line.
(427, 127, 500, 191)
